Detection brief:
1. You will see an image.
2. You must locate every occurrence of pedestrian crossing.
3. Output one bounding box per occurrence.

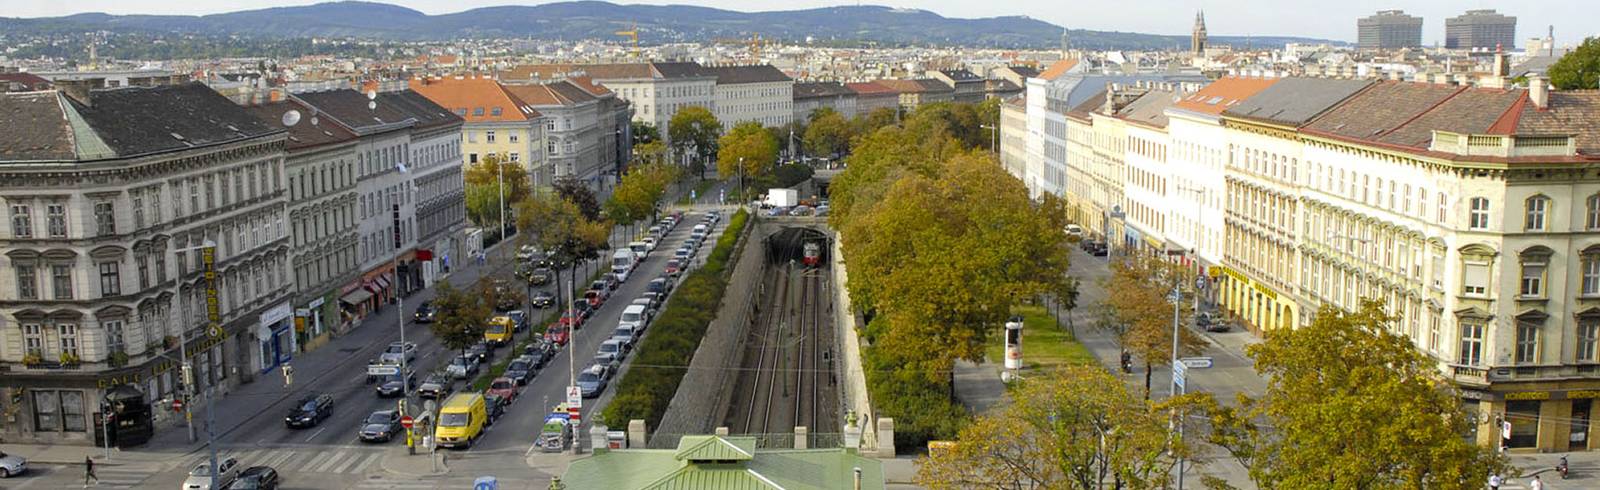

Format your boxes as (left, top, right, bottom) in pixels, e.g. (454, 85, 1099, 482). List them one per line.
(186, 446, 385, 476)
(351, 476, 442, 489)
(91, 465, 162, 489)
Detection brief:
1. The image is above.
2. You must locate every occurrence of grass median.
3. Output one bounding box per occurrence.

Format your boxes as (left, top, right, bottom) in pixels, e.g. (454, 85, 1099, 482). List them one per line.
(983, 304, 1096, 370)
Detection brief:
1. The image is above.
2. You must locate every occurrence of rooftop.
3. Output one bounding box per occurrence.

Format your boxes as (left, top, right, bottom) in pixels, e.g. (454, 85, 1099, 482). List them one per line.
(561, 435, 885, 490)
(703, 65, 792, 85)
(408, 77, 540, 123)
(239, 99, 357, 151)
(1172, 76, 1280, 116)
(1223, 77, 1372, 127)
(794, 81, 855, 100)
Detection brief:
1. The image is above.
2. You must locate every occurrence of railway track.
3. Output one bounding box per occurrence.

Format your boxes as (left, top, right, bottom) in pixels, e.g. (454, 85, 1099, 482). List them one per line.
(727, 260, 838, 443)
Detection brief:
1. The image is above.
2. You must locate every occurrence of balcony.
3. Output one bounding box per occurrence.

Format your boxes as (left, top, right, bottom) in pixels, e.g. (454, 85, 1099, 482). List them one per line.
(1430, 131, 1576, 158)
(1450, 364, 1489, 386)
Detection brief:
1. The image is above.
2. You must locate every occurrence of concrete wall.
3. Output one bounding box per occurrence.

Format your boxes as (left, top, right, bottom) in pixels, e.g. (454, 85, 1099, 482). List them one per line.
(651, 214, 762, 447)
(832, 233, 878, 452)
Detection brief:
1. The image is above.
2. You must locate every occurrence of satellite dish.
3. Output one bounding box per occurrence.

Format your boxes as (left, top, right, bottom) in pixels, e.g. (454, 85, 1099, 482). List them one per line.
(367, 90, 378, 100)
(368, 101, 377, 110)
(309, 116, 319, 126)
(281, 110, 301, 127)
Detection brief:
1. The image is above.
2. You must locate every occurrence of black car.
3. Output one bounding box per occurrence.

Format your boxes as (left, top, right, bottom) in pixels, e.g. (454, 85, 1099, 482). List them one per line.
(504, 357, 537, 385)
(531, 290, 556, 308)
(358, 410, 403, 443)
(225, 466, 279, 490)
(483, 394, 508, 425)
(413, 301, 436, 323)
(374, 369, 416, 398)
(647, 277, 672, 296)
(284, 393, 333, 428)
(528, 266, 553, 286)
(573, 300, 594, 320)
(522, 341, 553, 368)
(466, 342, 493, 363)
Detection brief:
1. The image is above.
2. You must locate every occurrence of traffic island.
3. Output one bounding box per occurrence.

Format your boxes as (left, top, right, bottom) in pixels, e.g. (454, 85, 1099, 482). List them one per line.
(380, 445, 448, 477)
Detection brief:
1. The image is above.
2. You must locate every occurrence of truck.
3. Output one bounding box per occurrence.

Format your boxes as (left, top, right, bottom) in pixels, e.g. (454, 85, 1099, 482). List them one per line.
(764, 188, 798, 208)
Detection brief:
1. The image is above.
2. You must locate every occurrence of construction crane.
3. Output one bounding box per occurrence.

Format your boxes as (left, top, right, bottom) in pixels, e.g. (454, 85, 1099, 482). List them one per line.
(615, 24, 640, 59)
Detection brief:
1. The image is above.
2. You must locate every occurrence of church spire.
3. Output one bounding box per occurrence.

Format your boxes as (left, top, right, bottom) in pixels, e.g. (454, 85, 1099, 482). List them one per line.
(1191, 10, 1208, 55)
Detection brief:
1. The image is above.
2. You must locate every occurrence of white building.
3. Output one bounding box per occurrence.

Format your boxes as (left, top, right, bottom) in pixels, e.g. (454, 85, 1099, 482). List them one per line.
(504, 81, 607, 182)
(704, 64, 794, 130)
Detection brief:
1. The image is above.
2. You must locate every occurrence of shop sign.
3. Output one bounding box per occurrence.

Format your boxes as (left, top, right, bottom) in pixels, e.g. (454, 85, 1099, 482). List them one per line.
(1568, 390, 1600, 399)
(95, 334, 227, 389)
(1217, 266, 1250, 284)
(1253, 282, 1279, 300)
(259, 303, 293, 328)
(1505, 391, 1551, 401)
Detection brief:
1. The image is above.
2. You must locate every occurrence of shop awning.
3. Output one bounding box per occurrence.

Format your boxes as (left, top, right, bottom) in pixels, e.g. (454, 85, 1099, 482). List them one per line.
(374, 277, 390, 290)
(340, 289, 374, 306)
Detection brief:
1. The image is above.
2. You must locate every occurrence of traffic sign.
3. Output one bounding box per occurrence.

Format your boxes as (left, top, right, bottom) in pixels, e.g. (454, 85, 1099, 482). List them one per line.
(1195, 276, 1208, 291)
(1172, 360, 1187, 390)
(474, 476, 498, 490)
(400, 415, 415, 429)
(1179, 357, 1214, 369)
(368, 365, 400, 376)
(172, 398, 185, 412)
(566, 386, 582, 407)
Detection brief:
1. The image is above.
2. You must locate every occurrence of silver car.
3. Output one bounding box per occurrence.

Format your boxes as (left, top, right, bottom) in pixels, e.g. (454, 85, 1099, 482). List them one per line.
(0, 450, 25, 478)
(181, 456, 240, 490)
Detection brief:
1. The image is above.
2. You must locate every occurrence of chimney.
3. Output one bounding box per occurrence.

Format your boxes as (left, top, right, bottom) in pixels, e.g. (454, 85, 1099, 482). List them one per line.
(1529, 74, 1549, 110)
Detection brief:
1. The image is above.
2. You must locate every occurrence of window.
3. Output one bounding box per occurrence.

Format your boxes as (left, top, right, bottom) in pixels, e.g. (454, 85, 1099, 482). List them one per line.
(1524, 196, 1549, 231)
(1428, 312, 1441, 353)
(11, 204, 32, 237)
(1589, 195, 1600, 230)
(94, 201, 115, 236)
(105, 320, 125, 355)
(23, 324, 42, 357)
(548, 142, 557, 155)
(1584, 255, 1600, 296)
(58, 323, 79, 357)
(1438, 193, 1448, 223)
(136, 254, 149, 290)
(509, 133, 519, 143)
(1467, 197, 1489, 230)
(469, 153, 479, 164)
(1580, 318, 1600, 362)
(491, 107, 502, 116)
(99, 261, 121, 297)
(150, 188, 163, 223)
(17, 265, 38, 299)
(52, 264, 73, 299)
(1520, 262, 1545, 297)
(486, 130, 496, 143)
(473, 107, 484, 116)
(33, 391, 60, 432)
(46, 204, 66, 237)
(1459, 320, 1484, 366)
(1462, 261, 1489, 296)
(1515, 320, 1540, 364)
(132, 194, 144, 229)
(509, 152, 520, 162)
(153, 248, 166, 284)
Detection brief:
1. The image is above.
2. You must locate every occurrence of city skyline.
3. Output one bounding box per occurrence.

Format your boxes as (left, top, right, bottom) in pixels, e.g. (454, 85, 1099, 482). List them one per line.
(7, 0, 1598, 48)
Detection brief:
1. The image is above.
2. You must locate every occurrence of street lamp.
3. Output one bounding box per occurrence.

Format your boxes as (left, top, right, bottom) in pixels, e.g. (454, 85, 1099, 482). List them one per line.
(980, 124, 998, 156)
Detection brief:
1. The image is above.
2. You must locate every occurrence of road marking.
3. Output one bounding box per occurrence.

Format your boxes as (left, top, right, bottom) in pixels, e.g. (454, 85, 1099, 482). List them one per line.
(310, 450, 352, 473)
(304, 426, 327, 442)
(260, 449, 296, 468)
(331, 451, 368, 473)
(350, 452, 383, 474)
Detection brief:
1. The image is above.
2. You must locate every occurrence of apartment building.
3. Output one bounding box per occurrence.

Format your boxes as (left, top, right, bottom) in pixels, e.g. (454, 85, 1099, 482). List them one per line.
(999, 97, 1028, 182)
(0, 83, 290, 445)
(927, 69, 986, 104)
(704, 64, 794, 130)
(376, 90, 468, 291)
(504, 81, 607, 183)
(874, 79, 954, 112)
(794, 81, 858, 121)
(410, 77, 548, 185)
(844, 81, 900, 116)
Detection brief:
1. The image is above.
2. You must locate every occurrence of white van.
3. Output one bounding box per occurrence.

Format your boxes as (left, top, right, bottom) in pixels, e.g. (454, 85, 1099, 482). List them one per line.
(629, 241, 649, 258)
(611, 249, 637, 276)
(619, 304, 650, 333)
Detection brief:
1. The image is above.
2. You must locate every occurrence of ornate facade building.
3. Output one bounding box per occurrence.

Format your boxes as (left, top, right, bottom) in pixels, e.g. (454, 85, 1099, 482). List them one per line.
(0, 83, 291, 444)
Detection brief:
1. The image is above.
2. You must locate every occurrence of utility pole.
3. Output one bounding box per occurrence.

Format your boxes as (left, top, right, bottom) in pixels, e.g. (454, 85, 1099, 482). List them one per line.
(1170, 280, 1185, 490)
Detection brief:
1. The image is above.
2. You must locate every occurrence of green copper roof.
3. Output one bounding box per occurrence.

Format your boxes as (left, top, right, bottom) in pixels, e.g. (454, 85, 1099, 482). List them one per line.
(674, 435, 756, 462)
(563, 436, 886, 490)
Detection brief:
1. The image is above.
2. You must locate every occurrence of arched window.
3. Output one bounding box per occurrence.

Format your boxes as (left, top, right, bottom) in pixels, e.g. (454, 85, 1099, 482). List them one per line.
(1524, 195, 1550, 231)
(1467, 197, 1492, 230)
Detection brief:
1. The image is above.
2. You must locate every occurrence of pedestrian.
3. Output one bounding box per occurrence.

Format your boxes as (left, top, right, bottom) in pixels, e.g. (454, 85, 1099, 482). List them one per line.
(1488, 473, 1501, 490)
(1530, 475, 1543, 490)
(84, 456, 98, 486)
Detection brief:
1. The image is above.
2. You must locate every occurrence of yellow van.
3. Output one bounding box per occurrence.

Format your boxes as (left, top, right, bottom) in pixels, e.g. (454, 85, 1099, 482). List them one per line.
(484, 316, 514, 347)
(434, 393, 487, 449)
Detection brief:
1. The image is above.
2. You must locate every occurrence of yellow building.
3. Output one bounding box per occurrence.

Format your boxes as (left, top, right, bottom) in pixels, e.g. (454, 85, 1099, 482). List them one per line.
(410, 77, 551, 185)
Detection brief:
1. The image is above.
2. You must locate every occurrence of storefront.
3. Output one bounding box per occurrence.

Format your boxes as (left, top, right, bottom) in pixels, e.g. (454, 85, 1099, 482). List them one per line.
(255, 302, 294, 374)
(295, 291, 341, 352)
(1469, 387, 1600, 452)
(1215, 265, 1297, 332)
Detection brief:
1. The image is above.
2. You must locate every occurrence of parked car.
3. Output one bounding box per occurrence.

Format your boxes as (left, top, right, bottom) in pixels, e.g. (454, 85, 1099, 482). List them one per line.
(412, 301, 436, 323)
(516, 245, 541, 261)
(483, 394, 508, 425)
(1064, 224, 1085, 240)
(224, 466, 278, 490)
(523, 339, 555, 366)
(0, 450, 26, 478)
(359, 410, 403, 443)
(465, 342, 493, 364)
(664, 259, 684, 276)
(504, 357, 537, 385)
(558, 309, 584, 329)
(583, 288, 608, 307)
(485, 377, 518, 401)
(600, 274, 620, 291)
(284, 393, 333, 428)
(182, 456, 240, 490)
(647, 277, 673, 295)
(374, 368, 416, 398)
(1205, 316, 1233, 333)
(545, 324, 570, 346)
(573, 301, 594, 320)
(530, 290, 556, 309)
(378, 341, 416, 365)
(445, 355, 479, 380)
(576, 365, 610, 398)
(506, 310, 530, 333)
(527, 266, 554, 286)
(417, 373, 453, 399)
(631, 296, 659, 319)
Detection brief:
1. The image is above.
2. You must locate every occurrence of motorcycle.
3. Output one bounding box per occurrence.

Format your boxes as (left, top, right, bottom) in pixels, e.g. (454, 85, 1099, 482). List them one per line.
(1557, 455, 1569, 479)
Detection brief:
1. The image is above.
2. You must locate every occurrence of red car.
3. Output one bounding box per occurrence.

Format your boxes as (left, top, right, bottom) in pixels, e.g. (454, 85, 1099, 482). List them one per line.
(559, 309, 584, 329)
(545, 324, 570, 346)
(664, 259, 683, 276)
(583, 288, 607, 307)
(485, 377, 518, 401)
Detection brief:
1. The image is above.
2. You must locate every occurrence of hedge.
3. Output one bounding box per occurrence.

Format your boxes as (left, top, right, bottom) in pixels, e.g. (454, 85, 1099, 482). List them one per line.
(600, 209, 750, 429)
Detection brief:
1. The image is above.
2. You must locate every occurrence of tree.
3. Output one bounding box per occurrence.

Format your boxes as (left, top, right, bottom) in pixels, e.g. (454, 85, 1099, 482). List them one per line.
(1550, 37, 1600, 90)
(853, 107, 899, 136)
(908, 102, 984, 150)
(604, 167, 658, 238)
(1100, 254, 1206, 399)
(515, 190, 612, 315)
(717, 121, 780, 197)
(429, 282, 488, 353)
(917, 366, 1201, 490)
(634, 140, 669, 167)
(552, 177, 601, 222)
(667, 106, 722, 179)
(464, 183, 503, 230)
(975, 98, 1002, 152)
(1205, 301, 1511, 489)
(464, 153, 532, 206)
(630, 120, 660, 146)
(803, 108, 853, 159)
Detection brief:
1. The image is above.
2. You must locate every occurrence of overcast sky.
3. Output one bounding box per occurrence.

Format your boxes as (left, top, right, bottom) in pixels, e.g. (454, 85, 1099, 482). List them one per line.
(9, 0, 1598, 46)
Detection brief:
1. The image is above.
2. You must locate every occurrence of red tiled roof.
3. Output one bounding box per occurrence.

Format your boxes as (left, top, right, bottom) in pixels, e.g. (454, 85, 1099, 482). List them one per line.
(409, 77, 540, 122)
(845, 81, 898, 96)
(1037, 59, 1080, 81)
(1173, 76, 1280, 116)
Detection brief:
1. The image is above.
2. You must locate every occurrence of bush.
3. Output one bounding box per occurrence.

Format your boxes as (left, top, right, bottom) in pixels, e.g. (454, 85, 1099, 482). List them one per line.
(600, 209, 750, 429)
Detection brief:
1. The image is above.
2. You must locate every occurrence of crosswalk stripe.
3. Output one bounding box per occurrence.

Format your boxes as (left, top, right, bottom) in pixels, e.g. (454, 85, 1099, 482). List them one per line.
(310, 451, 352, 473)
(277, 451, 314, 472)
(258, 449, 292, 468)
(331, 451, 367, 473)
(350, 452, 382, 474)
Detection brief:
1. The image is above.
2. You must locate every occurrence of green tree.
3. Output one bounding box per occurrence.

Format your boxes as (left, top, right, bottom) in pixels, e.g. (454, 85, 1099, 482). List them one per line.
(552, 177, 602, 222)
(803, 108, 853, 158)
(1100, 254, 1206, 399)
(717, 121, 780, 195)
(464, 153, 532, 206)
(1550, 37, 1600, 90)
(852, 107, 900, 136)
(604, 168, 657, 238)
(429, 282, 489, 354)
(917, 366, 1202, 490)
(908, 102, 984, 150)
(667, 106, 722, 179)
(630, 120, 660, 146)
(464, 183, 503, 230)
(515, 190, 612, 313)
(976, 98, 1002, 152)
(1205, 301, 1511, 489)
(634, 140, 669, 167)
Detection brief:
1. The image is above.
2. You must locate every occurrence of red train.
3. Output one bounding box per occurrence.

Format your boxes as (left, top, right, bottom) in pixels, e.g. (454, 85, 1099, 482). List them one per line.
(802, 241, 822, 268)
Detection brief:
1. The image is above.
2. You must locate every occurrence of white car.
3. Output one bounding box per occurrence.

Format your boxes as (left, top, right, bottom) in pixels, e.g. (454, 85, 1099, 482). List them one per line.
(0, 450, 25, 478)
(181, 456, 240, 490)
(378, 341, 416, 365)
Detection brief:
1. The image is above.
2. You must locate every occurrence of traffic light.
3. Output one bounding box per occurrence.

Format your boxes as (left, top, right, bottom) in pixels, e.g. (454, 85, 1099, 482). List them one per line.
(181, 364, 195, 391)
(8, 388, 22, 405)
